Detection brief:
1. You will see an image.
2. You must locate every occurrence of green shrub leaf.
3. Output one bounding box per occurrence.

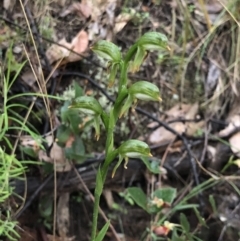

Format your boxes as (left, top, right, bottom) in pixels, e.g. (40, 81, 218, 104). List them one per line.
(127, 187, 148, 212)
(153, 188, 176, 204)
(94, 220, 110, 241)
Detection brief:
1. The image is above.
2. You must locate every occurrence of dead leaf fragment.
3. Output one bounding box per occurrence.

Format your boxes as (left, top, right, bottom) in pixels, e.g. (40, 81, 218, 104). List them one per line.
(149, 103, 200, 144)
(3, 0, 16, 11)
(219, 115, 240, 137)
(114, 9, 135, 34)
(38, 136, 72, 172)
(149, 122, 185, 144)
(103, 189, 114, 209)
(229, 132, 240, 158)
(57, 193, 70, 239)
(165, 104, 192, 120)
(20, 135, 41, 152)
(46, 30, 88, 65)
(60, 2, 91, 19)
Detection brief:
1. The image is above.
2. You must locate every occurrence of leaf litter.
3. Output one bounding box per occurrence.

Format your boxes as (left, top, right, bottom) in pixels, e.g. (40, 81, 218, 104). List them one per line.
(2, 0, 240, 240)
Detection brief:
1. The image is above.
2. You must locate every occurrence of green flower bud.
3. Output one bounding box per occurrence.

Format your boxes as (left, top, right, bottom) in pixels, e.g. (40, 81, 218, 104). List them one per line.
(112, 140, 152, 178)
(118, 139, 152, 158)
(69, 96, 103, 140)
(119, 81, 161, 118)
(91, 40, 121, 62)
(129, 81, 161, 102)
(69, 96, 103, 115)
(137, 32, 169, 51)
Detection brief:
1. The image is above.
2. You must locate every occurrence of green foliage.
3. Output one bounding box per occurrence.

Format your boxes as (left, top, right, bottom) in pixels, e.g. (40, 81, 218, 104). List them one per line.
(94, 220, 110, 241)
(127, 187, 148, 212)
(38, 195, 53, 230)
(69, 31, 170, 241)
(56, 82, 87, 163)
(0, 47, 28, 240)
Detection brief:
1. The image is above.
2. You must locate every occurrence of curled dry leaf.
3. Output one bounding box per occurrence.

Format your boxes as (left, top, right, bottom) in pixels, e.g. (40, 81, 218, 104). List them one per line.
(149, 122, 185, 144)
(165, 104, 192, 120)
(46, 30, 89, 65)
(205, 61, 220, 97)
(149, 103, 201, 144)
(38, 136, 72, 172)
(3, 0, 16, 11)
(114, 9, 135, 34)
(194, 0, 226, 24)
(20, 135, 41, 152)
(21, 70, 38, 91)
(103, 189, 114, 209)
(229, 132, 240, 158)
(219, 115, 240, 137)
(185, 103, 204, 136)
(60, 2, 91, 19)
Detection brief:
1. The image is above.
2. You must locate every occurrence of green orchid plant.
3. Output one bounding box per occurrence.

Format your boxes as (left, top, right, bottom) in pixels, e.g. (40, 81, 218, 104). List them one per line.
(69, 32, 169, 241)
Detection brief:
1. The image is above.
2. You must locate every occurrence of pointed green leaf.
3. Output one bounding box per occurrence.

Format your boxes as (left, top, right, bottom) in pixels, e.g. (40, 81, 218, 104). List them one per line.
(129, 81, 161, 102)
(74, 81, 83, 98)
(119, 94, 133, 118)
(193, 207, 206, 226)
(95, 168, 103, 196)
(180, 213, 190, 233)
(118, 139, 152, 158)
(153, 188, 176, 204)
(171, 229, 183, 241)
(56, 125, 72, 147)
(91, 40, 121, 62)
(141, 157, 160, 174)
(94, 220, 110, 241)
(137, 31, 169, 51)
(65, 135, 85, 163)
(69, 96, 103, 116)
(127, 187, 148, 212)
(209, 195, 217, 215)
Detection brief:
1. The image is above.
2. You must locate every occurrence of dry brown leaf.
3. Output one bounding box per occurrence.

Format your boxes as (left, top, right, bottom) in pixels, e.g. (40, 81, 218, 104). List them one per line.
(65, 135, 75, 148)
(38, 136, 71, 172)
(103, 189, 114, 209)
(46, 30, 88, 65)
(186, 120, 204, 136)
(219, 115, 240, 137)
(21, 70, 37, 90)
(38, 150, 52, 163)
(46, 39, 72, 64)
(87, 0, 117, 40)
(60, 2, 91, 19)
(229, 132, 240, 158)
(185, 102, 199, 119)
(165, 104, 192, 121)
(114, 10, 134, 34)
(57, 193, 70, 239)
(3, 0, 16, 11)
(149, 103, 201, 143)
(20, 135, 41, 152)
(207, 145, 216, 161)
(184, 103, 204, 136)
(148, 122, 185, 144)
(205, 61, 220, 97)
